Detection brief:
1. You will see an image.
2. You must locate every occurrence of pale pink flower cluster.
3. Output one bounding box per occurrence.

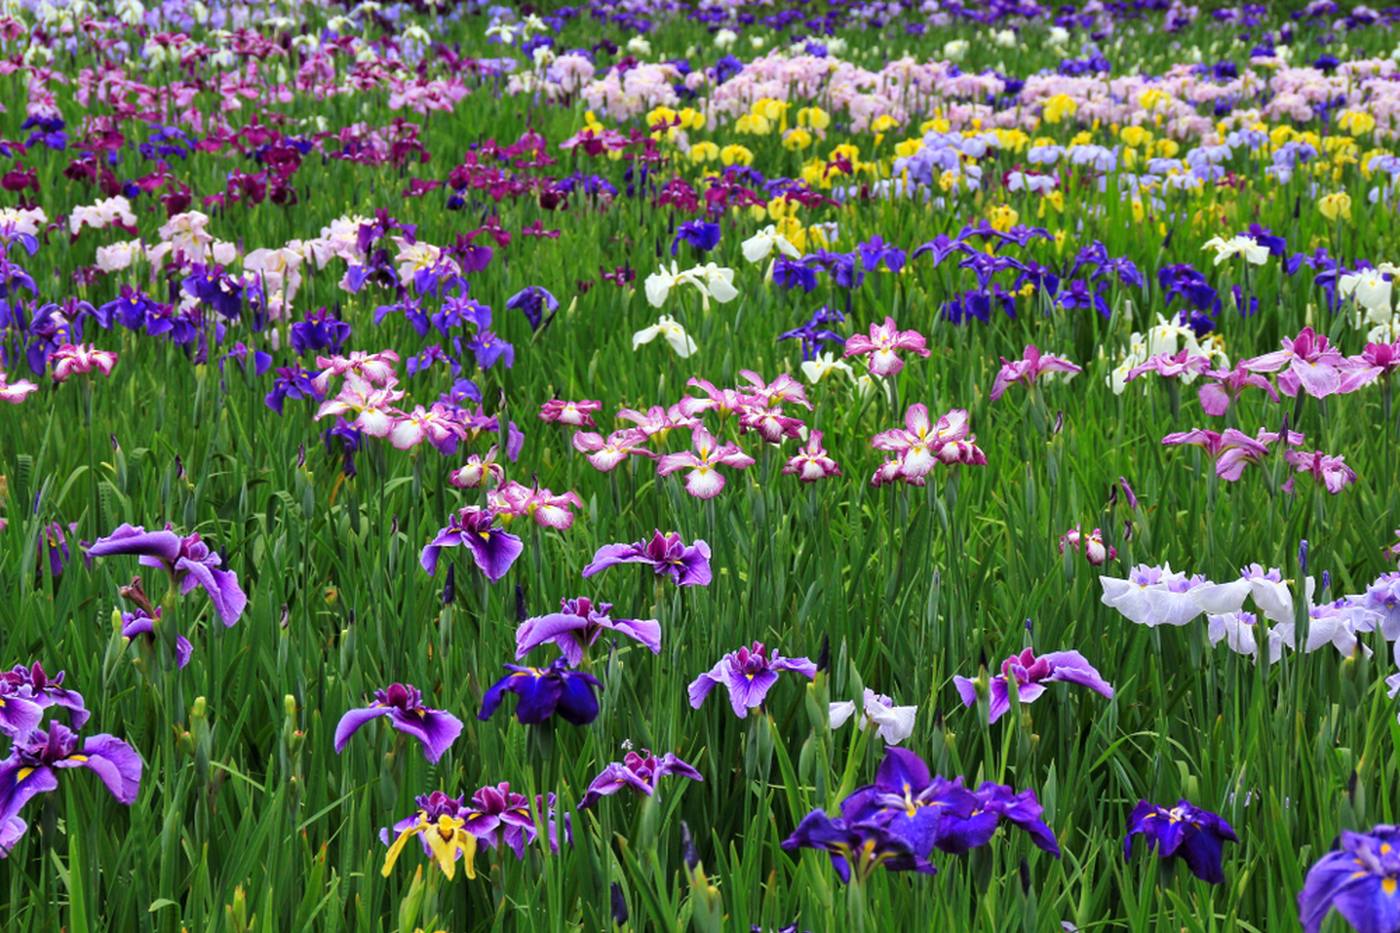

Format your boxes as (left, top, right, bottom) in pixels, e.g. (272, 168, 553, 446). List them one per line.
(562, 370, 839, 497)
(581, 63, 684, 119)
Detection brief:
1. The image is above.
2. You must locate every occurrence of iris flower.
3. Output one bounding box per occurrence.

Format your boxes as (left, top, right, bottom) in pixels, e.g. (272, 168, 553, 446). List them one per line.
(871, 405, 984, 483)
(1059, 526, 1115, 565)
(1206, 611, 1287, 663)
(828, 689, 917, 744)
(50, 344, 117, 382)
(121, 608, 193, 669)
(539, 399, 601, 427)
(464, 782, 569, 856)
(311, 350, 400, 396)
(843, 316, 929, 377)
(578, 750, 703, 810)
(1198, 361, 1279, 416)
(448, 446, 505, 489)
(334, 683, 463, 763)
(571, 428, 655, 472)
(781, 809, 936, 884)
(479, 657, 602, 725)
(0, 369, 37, 403)
(313, 374, 404, 437)
(1285, 448, 1358, 495)
(1124, 800, 1237, 884)
(505, 286, 557, 330)
(420, 507, 523, 583)
(1298, 824, 1400, 933)
(643, 262, 737, 309)
(688, 642, 816, 718)
(657, 426, 755, 499)
(0, 663, 87, 738)
(1161, 428, 1271, 482)
(840, 748, 1059, 858)
(953, 647, 1114, 724)
(489, 481, 583, 531)
(87, 524, 247, 626)
(1100, 563, 1209, 627)
(582, 531, 711, 587)
(1243, 327, 1349, 399)
(0, 723, 142, 857)
(380, 791, 477, 880)
(782, 430, 841, 482)
(1201, 234, 1269, 266)
(740, 224, 801, 263)
(989, 344, 1081, 401)
(514, 597, 661, 665)
(632, 314, 698, 358)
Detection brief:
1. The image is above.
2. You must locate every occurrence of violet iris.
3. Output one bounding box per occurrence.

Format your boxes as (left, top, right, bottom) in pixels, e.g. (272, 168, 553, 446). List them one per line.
(688, 642, 816, 718)
(1298, 824, 1400, 933)
(1124, 799, 1238, 884)
(577, 749, 703, 810)
(582, 530, 712, 588)
(514, 597, 661, 665)
(0, 722, 143, 857)
(86, 523, 247, 626)
(479, 658, 602, 726)
(334, 683, 463, 763)
(420, 507, 523, 583)
(953, 647, 1114, 724)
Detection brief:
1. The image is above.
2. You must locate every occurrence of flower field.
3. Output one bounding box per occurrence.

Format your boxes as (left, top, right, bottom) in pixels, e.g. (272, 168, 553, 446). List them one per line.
(6, 0, 1400, 929)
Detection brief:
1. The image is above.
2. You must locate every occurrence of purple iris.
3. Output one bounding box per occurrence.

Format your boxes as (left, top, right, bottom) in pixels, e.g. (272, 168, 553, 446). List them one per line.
(781, 809, 937, 884)
(39, 521, 77, 579)
(577, 749, 703, 810)
(505, 286, 558, 330)
(840, 748, 1060, 858)
(670, 220, 721, 257)
(688, 642, 816, 718)
(952, 647, 1114, 724)
(121, 608, 193, 670)
(462, 782, 569, 856)
(514, 597, 661, 665)
(1298, 824, 1400, 933)
(181, 265, 243, 319)
(0, 722, 142, 857)
(334, 683, 463, 763)
(289, 308, 351, 356)
(0, 663, 86, 739)
(857, 235, 906, 273)
(778, 304, 846, 361)
(420, 507, 523, 583)
(265, 365, 323, 414)
(85, 524, 247, 626)
(465, 330, 515, 370)
(581, 531, 711, 588)
(1124, 800, 1238, 884)
(479, 657, 602, 726)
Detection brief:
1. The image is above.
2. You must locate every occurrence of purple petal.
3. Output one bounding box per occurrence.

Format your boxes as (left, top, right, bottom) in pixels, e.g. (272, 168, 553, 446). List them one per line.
(76, 735, 143, 804)
(952, 675, 978, 709)
(1041, 651, 1115, 699)
(581, 543, 644, 578)
(176, 557, 248, 626)
(389, 709, 464, 763)
(86, 524, 182, 563)
(333, 706, 391, 753)
(515, 613, 588, 664)
(466, 529, 524, 583)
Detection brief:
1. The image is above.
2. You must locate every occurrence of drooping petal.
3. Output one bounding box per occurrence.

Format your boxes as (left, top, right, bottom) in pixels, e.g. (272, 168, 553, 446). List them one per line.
(333, 706, 392, 753)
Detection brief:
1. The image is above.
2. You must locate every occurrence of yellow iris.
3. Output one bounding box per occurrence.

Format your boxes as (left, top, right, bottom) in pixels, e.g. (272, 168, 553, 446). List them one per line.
(1318, 191, 1353, 222)
(383, 812, 478, 881)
